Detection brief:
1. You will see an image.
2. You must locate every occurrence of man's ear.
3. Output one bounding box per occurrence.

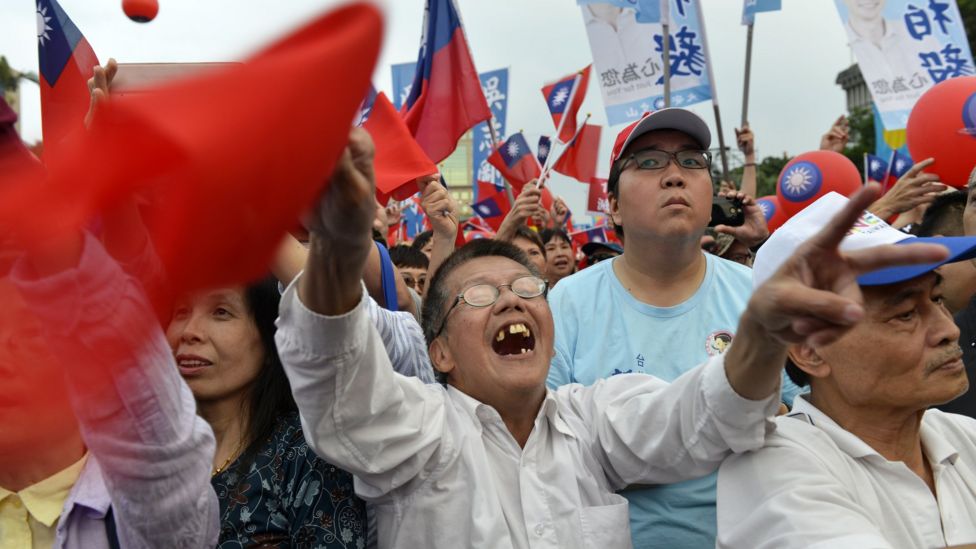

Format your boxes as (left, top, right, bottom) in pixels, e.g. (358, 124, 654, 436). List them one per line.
(608, 191, 622, 228)
(788, 343, 831, 381)
(428, 337, 455, 379)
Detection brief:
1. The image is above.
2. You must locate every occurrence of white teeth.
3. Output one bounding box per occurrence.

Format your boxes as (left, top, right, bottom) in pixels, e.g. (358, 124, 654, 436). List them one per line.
(520, 348, 528, 354)
(525, 327, 531, 338)
(496, 330, 505, 342)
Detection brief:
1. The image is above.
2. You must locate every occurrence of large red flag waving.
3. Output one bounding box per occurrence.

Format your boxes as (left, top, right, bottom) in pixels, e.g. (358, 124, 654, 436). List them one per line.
(1, 3, 383, 296)
(401, 0, 491, 163)
(364, 92, 438, 203)
(553, 124, 601, 183)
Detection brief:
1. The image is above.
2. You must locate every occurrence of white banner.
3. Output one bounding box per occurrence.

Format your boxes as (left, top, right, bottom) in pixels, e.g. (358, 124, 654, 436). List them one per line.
(833, 0, 974, 130)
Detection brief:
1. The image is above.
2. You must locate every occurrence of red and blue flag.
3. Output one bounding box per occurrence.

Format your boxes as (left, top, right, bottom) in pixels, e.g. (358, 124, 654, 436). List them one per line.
(537, 135, 552, 166)
(570, 226, 609, 249)
(884, 150, 914, 193)
(541, 65, 591, 143)
(36, 0, 99, 157)
(864, 153, 888, 186)
(470, 188, 511, 231)
(401, 0, 491, 163)
(488, 133, 542, 191)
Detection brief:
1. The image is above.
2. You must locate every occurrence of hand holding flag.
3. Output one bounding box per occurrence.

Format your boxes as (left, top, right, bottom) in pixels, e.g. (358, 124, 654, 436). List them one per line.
(363, 92, 438, 203)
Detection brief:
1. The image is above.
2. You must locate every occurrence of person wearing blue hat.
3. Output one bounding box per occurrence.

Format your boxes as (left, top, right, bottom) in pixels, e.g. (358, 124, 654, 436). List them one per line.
(717, 191, 976, 548)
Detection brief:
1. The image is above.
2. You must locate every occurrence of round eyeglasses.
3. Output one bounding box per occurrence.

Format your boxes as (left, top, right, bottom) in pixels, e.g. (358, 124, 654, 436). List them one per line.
(434, 275, 547, 337)
(619, 149, 712, 171)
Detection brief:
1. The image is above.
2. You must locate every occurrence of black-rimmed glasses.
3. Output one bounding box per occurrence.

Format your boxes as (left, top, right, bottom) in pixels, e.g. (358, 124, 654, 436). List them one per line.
(618, 149, 712, 171)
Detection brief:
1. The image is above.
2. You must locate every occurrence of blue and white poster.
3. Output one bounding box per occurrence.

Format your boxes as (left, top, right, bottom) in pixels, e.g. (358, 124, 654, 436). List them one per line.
(833, 0, 974, 130)
(472, 68, 509, 196)
(580, 0, 713, 126)
(391, 61, 418, 110)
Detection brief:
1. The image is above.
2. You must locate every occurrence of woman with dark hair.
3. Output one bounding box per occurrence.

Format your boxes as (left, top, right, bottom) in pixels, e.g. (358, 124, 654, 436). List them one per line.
(540, 228, 576, 287)
(166, 276, 366, 548)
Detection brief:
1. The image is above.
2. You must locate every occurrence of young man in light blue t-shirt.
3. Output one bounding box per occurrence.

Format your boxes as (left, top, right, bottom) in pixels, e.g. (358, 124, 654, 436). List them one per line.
(547, 108, 801, 549)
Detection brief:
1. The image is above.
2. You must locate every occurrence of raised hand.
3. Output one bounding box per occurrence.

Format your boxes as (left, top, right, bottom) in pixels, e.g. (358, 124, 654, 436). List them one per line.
(867, 158, 946, 221)
(819, 115, 849, 153)
(84, 58, 118, 129)
(495, 180, 545, 241)
(714, 190, 768, 248)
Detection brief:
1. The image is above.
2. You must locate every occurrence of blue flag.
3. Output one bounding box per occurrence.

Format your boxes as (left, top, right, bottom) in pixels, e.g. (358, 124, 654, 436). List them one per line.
(742, 0, 781, 25)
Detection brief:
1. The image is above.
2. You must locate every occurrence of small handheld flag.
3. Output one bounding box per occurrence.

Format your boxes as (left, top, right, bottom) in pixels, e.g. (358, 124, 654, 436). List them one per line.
(541, 65, 591, 143)
(864, 153, 888, 186)
(488, 133, 542, 190)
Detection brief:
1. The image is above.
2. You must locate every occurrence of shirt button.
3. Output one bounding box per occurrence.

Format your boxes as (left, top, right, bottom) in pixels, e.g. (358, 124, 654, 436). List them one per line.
(534, 523, 545, 536)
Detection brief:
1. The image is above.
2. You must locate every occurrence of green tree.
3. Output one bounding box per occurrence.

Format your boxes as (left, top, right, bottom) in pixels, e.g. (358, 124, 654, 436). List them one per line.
(841, 105, 875, 169)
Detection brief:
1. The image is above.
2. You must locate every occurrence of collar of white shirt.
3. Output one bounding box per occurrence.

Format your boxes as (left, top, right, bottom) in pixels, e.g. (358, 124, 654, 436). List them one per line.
(445, 384, 579, 441)
(790, 394, 960, 466)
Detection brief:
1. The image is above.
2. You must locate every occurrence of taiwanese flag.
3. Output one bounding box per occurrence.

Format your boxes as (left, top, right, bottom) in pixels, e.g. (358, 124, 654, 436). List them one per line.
(470, 188, 511, 231)
(401, 0, 491, 163)
(864, 153, 888, 186)
(884, 150, 913, 194)
(488, 133, 541, 191)
(570, 226, 609, 248)
(541, 65, 591, 143)
(537, 135, 552, 166)
(553, 124, 601, 183)
(363, 92, 438, 203)
(36, 0, 99, 159)
(587, 177, 610, 214)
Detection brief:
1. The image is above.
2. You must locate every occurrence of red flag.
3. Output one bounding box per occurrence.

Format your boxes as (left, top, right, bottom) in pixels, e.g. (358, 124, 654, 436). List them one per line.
(470, 187, 511, 231)
(587, 177, 610, 214)
(488, 133, 541, 191)
(1, 3, 383, 297)
(36, 0, 100, 159)
(401, 0, 491, 163)
(553, 124, 601, 183)
(540, 65, 591, 143)
(364, 92, 438, 203)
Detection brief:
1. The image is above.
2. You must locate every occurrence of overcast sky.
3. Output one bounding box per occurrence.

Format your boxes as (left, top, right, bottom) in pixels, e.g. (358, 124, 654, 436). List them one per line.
(1, 0, 854, 211)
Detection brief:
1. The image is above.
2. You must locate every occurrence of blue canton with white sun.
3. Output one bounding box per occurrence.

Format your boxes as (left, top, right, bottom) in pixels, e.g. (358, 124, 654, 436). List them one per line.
(779, 161, 822, 203)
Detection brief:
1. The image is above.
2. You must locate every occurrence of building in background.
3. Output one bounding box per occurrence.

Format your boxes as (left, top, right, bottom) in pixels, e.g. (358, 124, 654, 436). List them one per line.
(439, 130, 475, 218)
(835, 64, 870, 111)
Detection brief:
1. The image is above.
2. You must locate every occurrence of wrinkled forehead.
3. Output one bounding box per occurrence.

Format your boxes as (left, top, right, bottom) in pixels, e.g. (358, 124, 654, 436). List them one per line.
(446, 256, 534, 294)
(622, 129, 702, 158)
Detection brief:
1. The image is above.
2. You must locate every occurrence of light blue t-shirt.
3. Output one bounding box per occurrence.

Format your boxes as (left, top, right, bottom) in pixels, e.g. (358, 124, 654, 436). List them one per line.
(547, 253, 802, 549)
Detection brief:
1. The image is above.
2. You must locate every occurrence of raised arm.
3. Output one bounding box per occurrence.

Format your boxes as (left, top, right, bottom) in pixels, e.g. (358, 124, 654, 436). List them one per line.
(277, 128, 445, 496)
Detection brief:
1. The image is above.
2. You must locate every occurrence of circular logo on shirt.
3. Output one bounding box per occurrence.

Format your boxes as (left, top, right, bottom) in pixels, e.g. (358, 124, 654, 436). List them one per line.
(779, 161, 822, 203)
(706, 330, 734, 356)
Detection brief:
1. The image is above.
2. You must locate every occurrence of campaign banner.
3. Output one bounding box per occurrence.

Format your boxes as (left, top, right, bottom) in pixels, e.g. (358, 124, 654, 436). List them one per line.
(391, 61, 418, 110)
(833, 0, 974, 130)
(580, 0, 713, 126)
(472, 68, 509, 197)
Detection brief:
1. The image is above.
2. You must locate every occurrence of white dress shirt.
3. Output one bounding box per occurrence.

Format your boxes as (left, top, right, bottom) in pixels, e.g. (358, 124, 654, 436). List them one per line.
(717, 395, 976, 549)
(275, 281, 779, 549)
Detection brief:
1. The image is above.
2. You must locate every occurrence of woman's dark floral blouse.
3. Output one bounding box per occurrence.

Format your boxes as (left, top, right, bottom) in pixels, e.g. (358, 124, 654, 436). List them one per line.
(212, 412, 366, 548)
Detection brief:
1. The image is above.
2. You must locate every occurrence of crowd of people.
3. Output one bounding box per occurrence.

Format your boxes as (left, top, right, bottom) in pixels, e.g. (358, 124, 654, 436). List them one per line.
(2, 52, 976, 549)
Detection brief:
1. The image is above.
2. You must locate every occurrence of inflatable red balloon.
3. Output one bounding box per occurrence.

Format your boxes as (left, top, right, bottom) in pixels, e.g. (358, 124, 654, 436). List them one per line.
(756, 194, 788, 233)
(906, 76, 976, 188)
(123, 0, 158, 23)
(776, 150, 861, 216)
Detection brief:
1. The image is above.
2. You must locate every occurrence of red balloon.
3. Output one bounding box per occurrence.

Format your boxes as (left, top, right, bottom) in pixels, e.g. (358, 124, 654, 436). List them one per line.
(906, 76, 976, 188)
(776, 150, 861, 216)
(122, 0, 158, 23)
(756, 194, 789, 233)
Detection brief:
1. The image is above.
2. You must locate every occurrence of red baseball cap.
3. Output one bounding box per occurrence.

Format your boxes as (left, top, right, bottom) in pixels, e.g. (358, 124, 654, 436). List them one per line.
(609, 108, 712, 173)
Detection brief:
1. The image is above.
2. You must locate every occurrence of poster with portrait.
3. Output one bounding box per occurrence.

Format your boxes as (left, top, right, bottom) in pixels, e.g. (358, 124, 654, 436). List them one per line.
(580, 0, 713, 126)
(833, 0, 974, 130)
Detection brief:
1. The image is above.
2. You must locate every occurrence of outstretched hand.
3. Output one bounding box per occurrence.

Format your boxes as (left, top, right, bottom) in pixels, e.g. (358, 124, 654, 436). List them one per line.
(748, 184, 948, 348)
(867, 158, 945, 220)
(819, 115, 849, 153)
(305, 127, 376, 247)
(84, 58, 117, 129)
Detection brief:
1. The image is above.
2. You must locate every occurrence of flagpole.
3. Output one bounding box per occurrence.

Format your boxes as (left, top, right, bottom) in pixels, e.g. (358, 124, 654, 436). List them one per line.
(741, 23, 754, 127)
(538, 113, 592, 191)
(695, 0, 730, 182)
(661, 0, 672, 108)
(862, 152, 868, 185)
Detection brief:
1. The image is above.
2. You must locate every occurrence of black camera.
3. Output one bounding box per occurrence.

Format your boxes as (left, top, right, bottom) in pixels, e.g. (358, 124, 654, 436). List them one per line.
(709, 196, 745, 227)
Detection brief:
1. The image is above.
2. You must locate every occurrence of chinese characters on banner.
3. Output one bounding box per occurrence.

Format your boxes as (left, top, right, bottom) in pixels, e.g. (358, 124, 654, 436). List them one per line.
(579, 0, 713, 126)
(833, 0, 974, 130)
(472, 68, 510, 195)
